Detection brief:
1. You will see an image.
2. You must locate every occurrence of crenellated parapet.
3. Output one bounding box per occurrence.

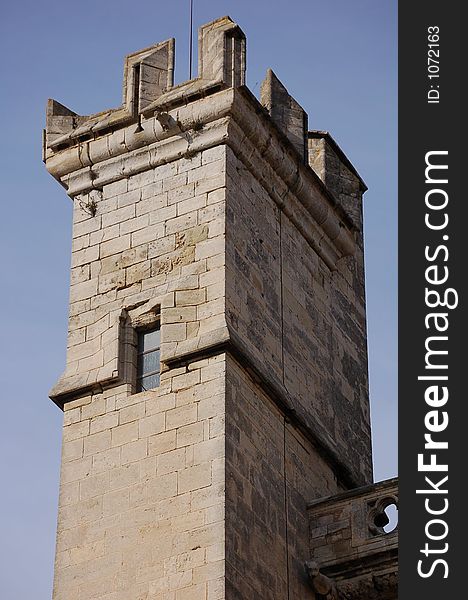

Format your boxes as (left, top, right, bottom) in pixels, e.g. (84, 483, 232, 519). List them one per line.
(43, 17, 244, 158)
(43, 16, 359, 269)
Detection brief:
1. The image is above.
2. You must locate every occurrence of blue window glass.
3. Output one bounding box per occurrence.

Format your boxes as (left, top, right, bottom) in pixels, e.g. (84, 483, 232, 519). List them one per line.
(136, 324, 160, 392)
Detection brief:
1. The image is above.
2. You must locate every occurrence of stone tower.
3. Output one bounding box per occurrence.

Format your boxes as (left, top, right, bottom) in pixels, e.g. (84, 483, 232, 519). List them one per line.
(44, 16, 396, 600)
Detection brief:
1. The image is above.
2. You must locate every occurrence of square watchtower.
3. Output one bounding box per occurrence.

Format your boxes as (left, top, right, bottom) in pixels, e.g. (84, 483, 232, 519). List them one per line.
(44, 16, 373, 599)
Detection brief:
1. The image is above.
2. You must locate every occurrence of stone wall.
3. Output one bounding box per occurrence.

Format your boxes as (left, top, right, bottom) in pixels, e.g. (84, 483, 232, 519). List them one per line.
(45, 16, 374, 600)
(308, 132, 366, 231)
(308, 478, 398, 599)
(55, 355, 226, 600)
(225, 145, 371, 485)
(225, 355, 342, 599)
(54, 145, 227, 401)
(53, 147, 229, 599)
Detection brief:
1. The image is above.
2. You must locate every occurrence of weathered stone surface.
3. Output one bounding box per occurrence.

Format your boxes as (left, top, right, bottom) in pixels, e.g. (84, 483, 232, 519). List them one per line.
(225, 142, 371, 485)
(44, 15, 385, 600)
(308, 478, 398, 599)
(52, 359, 225, 600)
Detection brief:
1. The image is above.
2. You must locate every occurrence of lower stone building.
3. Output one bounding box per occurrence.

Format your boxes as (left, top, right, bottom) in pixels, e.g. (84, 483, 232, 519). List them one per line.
(43, 16, 397, 599)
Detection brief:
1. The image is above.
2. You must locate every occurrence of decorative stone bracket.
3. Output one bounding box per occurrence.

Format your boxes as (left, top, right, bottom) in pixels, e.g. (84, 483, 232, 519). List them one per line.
(306, 561, 338, 599)
(306, 560, 397, 600)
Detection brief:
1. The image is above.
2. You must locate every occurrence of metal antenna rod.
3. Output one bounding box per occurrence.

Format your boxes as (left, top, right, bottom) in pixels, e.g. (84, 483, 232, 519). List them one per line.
(189, 0, 194, 79)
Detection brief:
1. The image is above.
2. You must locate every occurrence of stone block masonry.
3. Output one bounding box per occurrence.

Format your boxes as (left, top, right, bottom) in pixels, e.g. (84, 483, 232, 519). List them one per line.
(55, 144, 227, 402)
(307, 478, 398, 599)
(44, 15, 375, 600)
(55, 355, 225, 600)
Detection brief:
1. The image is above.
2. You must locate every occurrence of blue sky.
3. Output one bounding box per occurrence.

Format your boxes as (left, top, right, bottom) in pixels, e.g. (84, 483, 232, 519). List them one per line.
(0, 1, 397, 596)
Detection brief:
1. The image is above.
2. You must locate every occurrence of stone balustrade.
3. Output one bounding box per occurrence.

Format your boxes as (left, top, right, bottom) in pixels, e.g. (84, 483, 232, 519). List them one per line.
(307, 477, 398, 599)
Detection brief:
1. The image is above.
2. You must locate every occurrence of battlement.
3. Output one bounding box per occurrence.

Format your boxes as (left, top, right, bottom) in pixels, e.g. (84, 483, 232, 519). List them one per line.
(44, 17, 365, 269)
(44, 17, 244, 153)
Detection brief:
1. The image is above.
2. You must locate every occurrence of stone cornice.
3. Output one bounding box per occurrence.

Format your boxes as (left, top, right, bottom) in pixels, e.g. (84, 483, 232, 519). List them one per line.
(44, 77, 224, 154)
(227, 89, 355, 267)
(50, 318, 366, 488)
(163, 326, 365, 489)
(43, 88, 234, 186)
(45, 86, 356, 269)
(308, 477, 398, 510)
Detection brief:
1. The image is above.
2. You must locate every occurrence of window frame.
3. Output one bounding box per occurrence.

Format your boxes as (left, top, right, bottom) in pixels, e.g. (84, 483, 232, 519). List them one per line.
(135, 320, 161, 393)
